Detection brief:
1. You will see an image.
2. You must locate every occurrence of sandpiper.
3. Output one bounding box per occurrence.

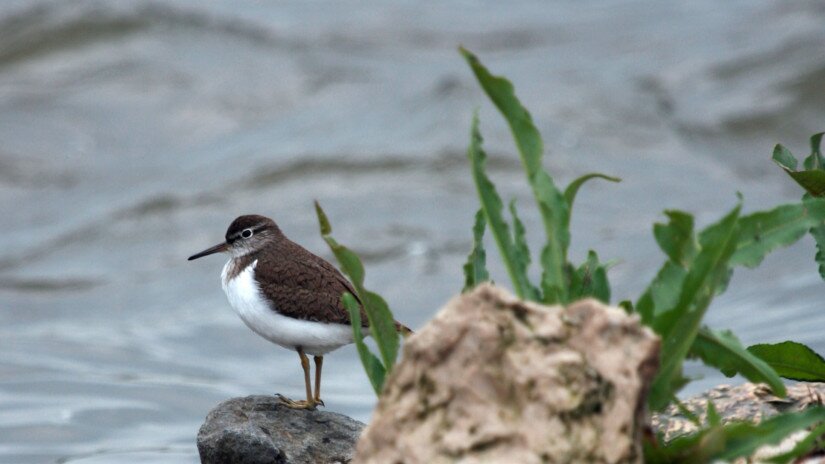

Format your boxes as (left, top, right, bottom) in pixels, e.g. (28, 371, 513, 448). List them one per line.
(188, 214, 410, 409)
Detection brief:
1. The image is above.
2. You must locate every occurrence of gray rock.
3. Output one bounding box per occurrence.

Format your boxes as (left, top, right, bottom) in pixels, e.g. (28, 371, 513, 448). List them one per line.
(197, 395, 365, 464)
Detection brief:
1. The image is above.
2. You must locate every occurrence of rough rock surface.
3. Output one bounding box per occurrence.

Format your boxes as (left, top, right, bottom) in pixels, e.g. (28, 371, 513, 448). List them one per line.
(653, 383, 825, 463)
(653, 382, 825, 440)
(354, 284, 660, 464)
(197, 395, 365, 464)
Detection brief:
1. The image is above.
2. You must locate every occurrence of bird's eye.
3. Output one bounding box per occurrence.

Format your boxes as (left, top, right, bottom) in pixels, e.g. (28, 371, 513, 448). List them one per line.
(241, 229, 253, 239)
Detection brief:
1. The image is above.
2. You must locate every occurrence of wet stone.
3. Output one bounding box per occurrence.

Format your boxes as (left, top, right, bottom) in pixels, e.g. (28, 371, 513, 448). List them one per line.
(197, 395, 365, 464)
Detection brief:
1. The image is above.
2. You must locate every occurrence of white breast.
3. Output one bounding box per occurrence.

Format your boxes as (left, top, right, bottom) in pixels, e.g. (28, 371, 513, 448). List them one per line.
(220, 259, 354, 356)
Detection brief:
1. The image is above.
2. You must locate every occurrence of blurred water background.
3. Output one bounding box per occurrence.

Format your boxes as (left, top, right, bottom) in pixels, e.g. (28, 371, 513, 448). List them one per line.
(1, 0, 824, 462)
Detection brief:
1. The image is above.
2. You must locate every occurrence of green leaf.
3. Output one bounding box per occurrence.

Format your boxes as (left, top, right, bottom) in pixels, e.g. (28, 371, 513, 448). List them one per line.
(731, 199, 825, 268)
(637, 261, 687, 329)
(563, 172, 621, 208)
(462, 209, 490, 291)
(811, 222, 825, 280)
(672, 396, 702, 427)
(568, 250, 610, 303)
(649, 204, 741, 410)
(461, 47, 569, 304)
(772, 144, 798, 171)
(691, 327, 785, 397)
(535, 172, 570, 304)
(362, 290, 400, 372)
(314, 200, 332, 235)
(466, 112, 534, 299)
(315, 201, 400, 390)
(343, 293, 385, 393)
(748, 341, 825, 382)
(774, 137, 825, 197)
(767, 420, 825, 464)
(460, 47, 543, 175)
(803, 132, 824, 171)
(785, 171, 825, 197)
(653, 210, 696, 266)
(509, 200, 539, 298)
(716, 408, 825, 461)
(706, 400, 721, 427)
(618, 300, 634, 314)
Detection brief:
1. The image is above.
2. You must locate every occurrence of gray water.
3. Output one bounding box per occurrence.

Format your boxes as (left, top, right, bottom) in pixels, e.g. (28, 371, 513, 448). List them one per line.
(1, 1, 824, 462)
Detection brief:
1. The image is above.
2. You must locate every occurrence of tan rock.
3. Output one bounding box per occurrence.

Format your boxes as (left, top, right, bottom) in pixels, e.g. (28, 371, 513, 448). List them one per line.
(354, 284, 660, 464)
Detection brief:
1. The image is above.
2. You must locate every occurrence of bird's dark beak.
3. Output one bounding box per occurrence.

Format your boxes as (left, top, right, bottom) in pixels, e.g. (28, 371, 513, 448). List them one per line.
(188, 242, 229, 261)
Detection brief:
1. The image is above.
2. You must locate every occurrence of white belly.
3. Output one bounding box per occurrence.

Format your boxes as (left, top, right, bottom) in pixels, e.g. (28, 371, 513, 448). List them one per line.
(220, 259, 354, 356)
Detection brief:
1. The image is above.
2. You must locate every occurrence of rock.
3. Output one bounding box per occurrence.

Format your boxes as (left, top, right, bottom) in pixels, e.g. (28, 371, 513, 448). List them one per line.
(652, 383, 825, 464)
(354, 284, 660, 464)
(653, 382, 825, 440)
(197, 395, 365, 464)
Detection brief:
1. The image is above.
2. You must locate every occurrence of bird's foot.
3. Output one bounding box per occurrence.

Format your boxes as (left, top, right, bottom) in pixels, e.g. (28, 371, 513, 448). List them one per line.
(275, 394, 321, 410)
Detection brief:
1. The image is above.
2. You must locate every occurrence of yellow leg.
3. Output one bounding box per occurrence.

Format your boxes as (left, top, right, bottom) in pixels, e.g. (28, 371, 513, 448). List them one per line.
(276, 348, 318, 410)
(314, 356, 325, 405)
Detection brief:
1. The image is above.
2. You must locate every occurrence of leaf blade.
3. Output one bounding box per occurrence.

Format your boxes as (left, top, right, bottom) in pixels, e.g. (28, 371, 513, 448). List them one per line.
(731, 199, 825, 268)
(563, 172, 621, 208)
(748, 341, 825, 382)
(343, 293, 385, 393)
(691, 327, 785, 396)
(461, 47, 569, 303)
(649, 204, 741, 410)
(466, 112, 533, 299)
(462, 209, 490, 291)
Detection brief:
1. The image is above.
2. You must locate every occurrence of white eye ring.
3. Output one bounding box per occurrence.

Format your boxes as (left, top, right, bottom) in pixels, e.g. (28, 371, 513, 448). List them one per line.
(241, 229, 253, 239)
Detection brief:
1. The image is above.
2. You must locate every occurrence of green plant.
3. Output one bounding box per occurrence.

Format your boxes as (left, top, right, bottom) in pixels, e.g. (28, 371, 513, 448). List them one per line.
(314, 201, 399, 394)
(772, 132, 825, 279)
(458, 47, 825, 460)
(314, 47, 825, 462)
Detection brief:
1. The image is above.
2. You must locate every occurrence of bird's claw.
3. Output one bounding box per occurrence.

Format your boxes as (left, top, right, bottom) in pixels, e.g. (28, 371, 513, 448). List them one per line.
(275, 393, 320, 410)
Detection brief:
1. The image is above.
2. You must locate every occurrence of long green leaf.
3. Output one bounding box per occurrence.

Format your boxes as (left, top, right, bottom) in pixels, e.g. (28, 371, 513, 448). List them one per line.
(650, 204, 741, 410)
(466, 112, 534, 299)
(563, 172, 621, 209)
(731, 199, 825, 268)
(343, 293, 385, 393)
(535, 172, 569, 304)
(510, 200, 538, 297)
(315, 201, 399, 376)
(461, 47, 569, 304)
(460, 47, 543, 175)
(462, 209, 490, 291)
(748, 341, 825, 382)
(362, 290, 400, 371)
(691, 327, 785, 396)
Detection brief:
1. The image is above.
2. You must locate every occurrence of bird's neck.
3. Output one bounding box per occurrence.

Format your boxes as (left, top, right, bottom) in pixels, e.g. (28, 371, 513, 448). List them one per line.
(224, 253, 259, 284)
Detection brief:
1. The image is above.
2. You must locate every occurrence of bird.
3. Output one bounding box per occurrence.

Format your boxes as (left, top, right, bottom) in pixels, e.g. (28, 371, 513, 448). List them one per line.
(188, 214, 410, 410)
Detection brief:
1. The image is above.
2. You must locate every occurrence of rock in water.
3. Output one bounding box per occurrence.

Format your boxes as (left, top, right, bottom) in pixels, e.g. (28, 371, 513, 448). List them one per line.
(354, 284, 660, 464)
(198, 395, 365, 464)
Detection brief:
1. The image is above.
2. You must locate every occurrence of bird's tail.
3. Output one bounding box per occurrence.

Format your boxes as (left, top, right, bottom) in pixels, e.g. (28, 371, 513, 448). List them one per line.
(395, 321, 414, 338)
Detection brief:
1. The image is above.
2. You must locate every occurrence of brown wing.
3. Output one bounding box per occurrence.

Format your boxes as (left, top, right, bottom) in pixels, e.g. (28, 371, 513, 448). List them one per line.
(252, 242, 369, 327)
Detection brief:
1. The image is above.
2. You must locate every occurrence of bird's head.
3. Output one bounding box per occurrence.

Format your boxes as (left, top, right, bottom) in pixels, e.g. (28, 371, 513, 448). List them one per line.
(188, 214, 282, 261)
